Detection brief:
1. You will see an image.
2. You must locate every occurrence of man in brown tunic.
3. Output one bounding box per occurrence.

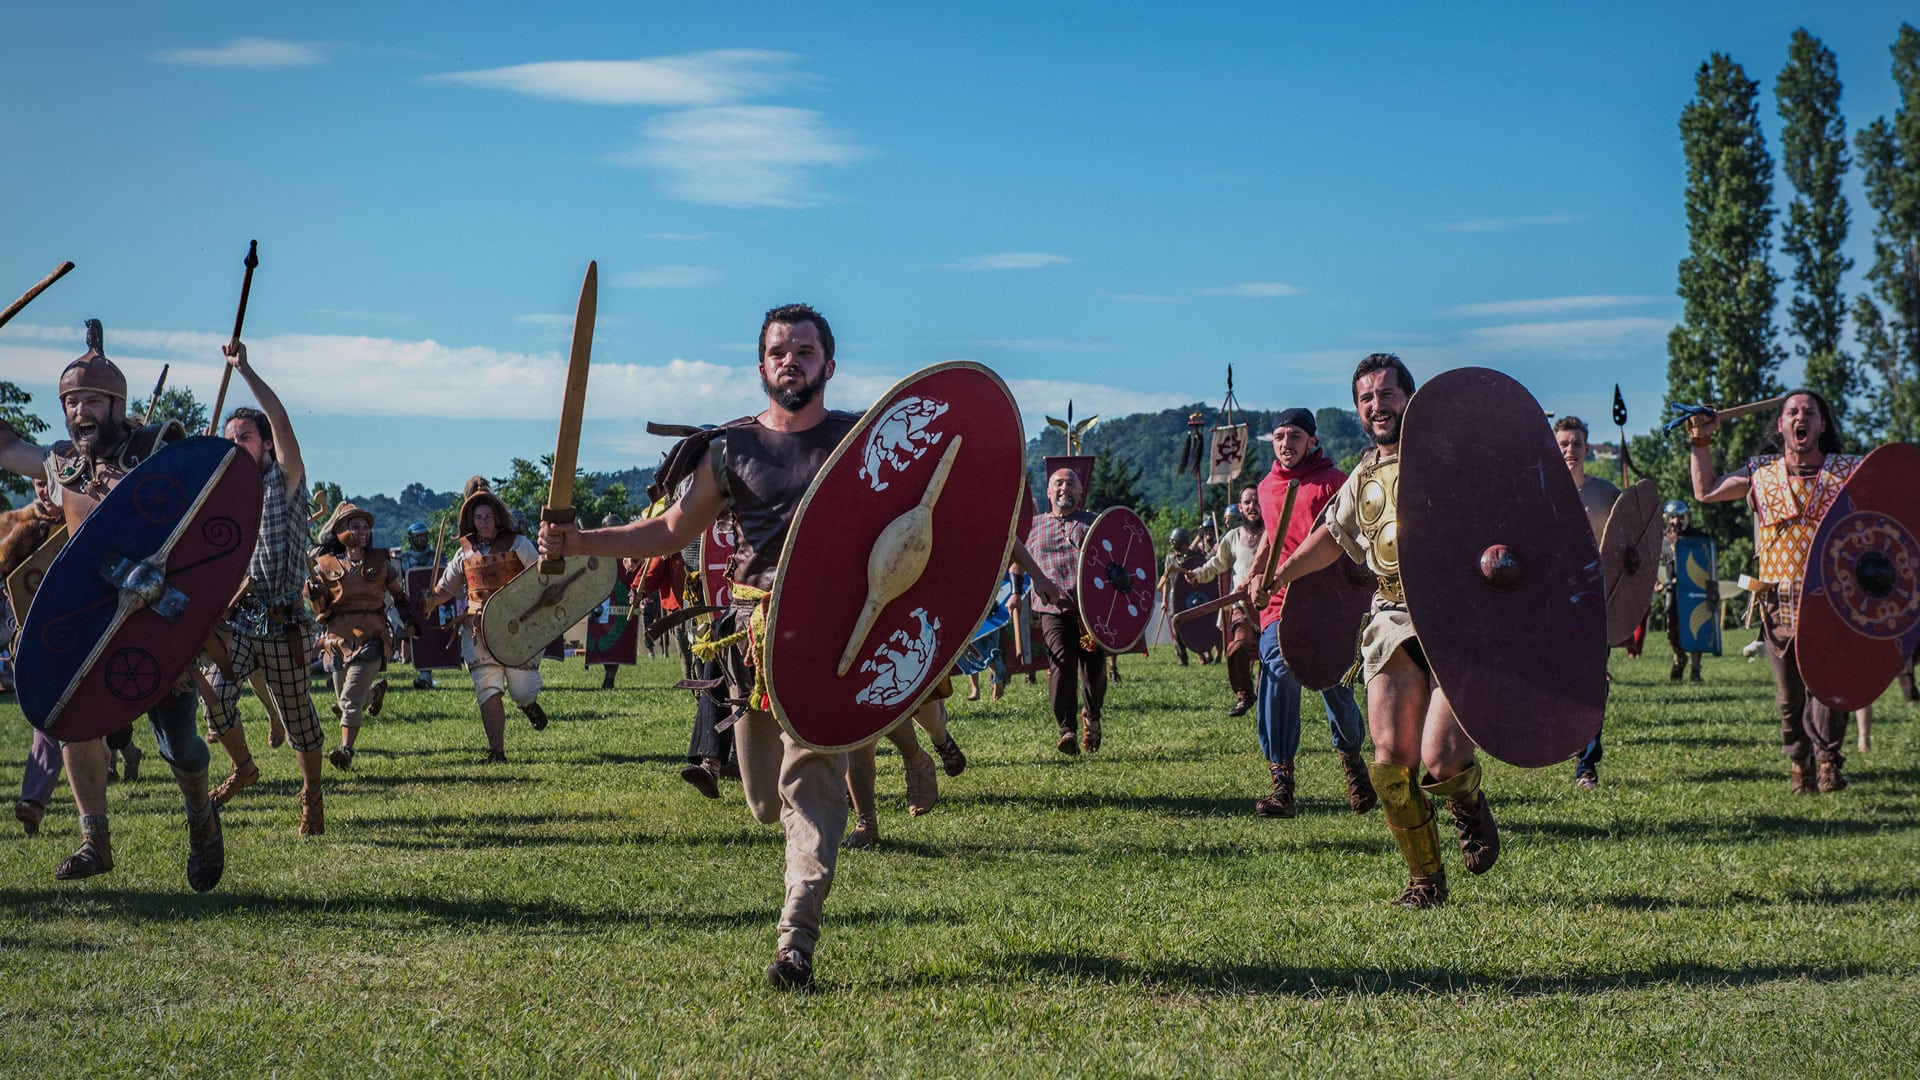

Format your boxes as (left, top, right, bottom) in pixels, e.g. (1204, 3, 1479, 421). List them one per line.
(308, 502, 417, 769)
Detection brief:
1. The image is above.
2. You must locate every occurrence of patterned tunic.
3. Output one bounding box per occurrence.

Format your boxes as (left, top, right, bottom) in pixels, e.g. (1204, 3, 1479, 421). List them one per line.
(1025, 510, 1095, 615)
(1747, 453, 1863, 636)
(230, 459, 319, 638)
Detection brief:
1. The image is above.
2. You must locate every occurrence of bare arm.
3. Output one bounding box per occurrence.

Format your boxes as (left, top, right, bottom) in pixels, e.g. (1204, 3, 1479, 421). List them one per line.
(0, 422, 49, 480)
(1685, 412, 1752, 503)
(1184, 534, 1234, 585)
(541, 459, 725, 563)
(1009, 539, 1065, 606)
(1272, 524, 1345, 588)
(223, 340, 304, 489)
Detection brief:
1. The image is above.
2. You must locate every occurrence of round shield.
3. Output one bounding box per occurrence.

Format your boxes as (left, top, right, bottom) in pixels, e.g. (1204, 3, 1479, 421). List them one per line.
(480, 554, 618, 667)
(1279, 558, 1377, 691)
(1600, 478, 1663, 646)
(1171, 551, 1221, 653)
(764, 362, 1026, 752)
(17, 436, 263, 741)
(1796, 442, 1920, 712)
(1076, 506, 1156, 653)
(1399, 368, 1608, 769)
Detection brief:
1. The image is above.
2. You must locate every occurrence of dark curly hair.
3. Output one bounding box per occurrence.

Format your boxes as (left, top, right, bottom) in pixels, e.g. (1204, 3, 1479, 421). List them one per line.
(759, 304, 835, 363)
(1351, 353, 1415, 402)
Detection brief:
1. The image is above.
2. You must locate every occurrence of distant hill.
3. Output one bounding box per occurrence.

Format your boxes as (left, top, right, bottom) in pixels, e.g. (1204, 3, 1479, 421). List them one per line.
(1023, 403, 1369, 510)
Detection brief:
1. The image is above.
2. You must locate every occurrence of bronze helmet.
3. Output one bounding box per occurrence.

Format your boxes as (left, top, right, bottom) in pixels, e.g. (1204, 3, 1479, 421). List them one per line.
(58, 319, 128, 402)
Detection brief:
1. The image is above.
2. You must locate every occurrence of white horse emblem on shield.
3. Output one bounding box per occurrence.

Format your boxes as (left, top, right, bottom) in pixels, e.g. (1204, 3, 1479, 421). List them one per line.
(859, 396, 950, 492)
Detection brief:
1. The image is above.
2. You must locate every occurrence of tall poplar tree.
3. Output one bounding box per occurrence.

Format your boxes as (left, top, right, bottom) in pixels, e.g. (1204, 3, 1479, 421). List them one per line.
(1665, 54, 1781, 562)
(1775, 29, 1854, 433)
(0, 382, 49, 501)
(1854, 23, 1920, 443)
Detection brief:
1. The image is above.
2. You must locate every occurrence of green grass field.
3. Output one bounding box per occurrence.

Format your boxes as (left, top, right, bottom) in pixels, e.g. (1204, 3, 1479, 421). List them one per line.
(3, 631, 1917, 1078)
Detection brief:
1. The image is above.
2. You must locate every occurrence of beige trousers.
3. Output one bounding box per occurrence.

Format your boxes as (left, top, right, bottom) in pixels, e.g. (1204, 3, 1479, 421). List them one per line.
(733, 709, 849, 955)
(330, 654, 383, 729)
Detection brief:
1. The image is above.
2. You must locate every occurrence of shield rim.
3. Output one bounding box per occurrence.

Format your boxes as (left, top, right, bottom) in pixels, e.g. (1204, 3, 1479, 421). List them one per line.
(480, 554, 619, 667)
(5, 524, 67, 629)
(1075, 505, 1155, 654)
(1795, 442, 1920, 711)
(20, 438, 260, 738)
(1398, 366, 1609, 769)
(1601, 478, 1664, 646)
(764, 360, 1026, 753)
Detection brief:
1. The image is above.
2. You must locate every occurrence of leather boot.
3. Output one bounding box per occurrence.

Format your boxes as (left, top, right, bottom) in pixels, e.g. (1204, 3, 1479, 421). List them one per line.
(209, 727, 259, 807)
(1816, 759, 1847, 793)
(1081, 709, 1102, 753)
(1340, 750, 1378, 814)
(1423, 764, 1499, 875)
(1789, 756, 1815, 795)
(845, 812, 879, 849)
(54, 830, 113, 881)
(299, 786, 325, 836)
(1369, 761, 1446, 907)
(1253, 761, 1295, 818)
(175, 765, 224, 892)
(889, 722, 940, 817)
(931, 734, 967, 777)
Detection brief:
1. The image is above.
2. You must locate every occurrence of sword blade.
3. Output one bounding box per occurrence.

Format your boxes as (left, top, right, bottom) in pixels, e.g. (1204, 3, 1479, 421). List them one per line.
(540, 261, 597, 572)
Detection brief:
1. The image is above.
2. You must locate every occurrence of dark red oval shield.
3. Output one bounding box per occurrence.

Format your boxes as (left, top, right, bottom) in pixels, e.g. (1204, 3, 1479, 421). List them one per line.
(1280, 558, 1377, 691)
(1171, 551, 1221, 654)
(18, 436, 262, 741)
(764, 362, 1026, 752)
(1796, 442, 1920, 712)
(1399, 368, 1608, 768)
(1601, 478, 1664, 646)
(1077, 506, 1156, 652)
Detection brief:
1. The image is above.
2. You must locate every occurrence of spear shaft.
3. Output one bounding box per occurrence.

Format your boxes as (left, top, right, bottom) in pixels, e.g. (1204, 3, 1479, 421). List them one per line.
(206, 241, 260, 435)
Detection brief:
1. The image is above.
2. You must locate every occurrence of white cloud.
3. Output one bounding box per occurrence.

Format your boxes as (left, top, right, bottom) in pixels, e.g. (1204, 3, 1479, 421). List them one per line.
(1441, 295, 1659, 318)
(614, 266, 723, 289)
(427, 49, 800, 106)
(941, 253, 1070, 271)
(1434, 213, 1580, 232)
(152, 38, 326, 69)
(613, 106, 867, 208)
(1462, 317, 1670, 353)
(1201, 282, 1301, 298)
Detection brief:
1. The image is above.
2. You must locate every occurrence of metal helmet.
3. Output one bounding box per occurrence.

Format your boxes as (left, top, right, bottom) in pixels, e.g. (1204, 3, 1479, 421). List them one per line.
(1222, 505, 1244, 524)
(1168, 527, 1192, 547)
(58, 319, 128, 402)
(1661, 499, 1689, 517)
(406, 521, 430, 537)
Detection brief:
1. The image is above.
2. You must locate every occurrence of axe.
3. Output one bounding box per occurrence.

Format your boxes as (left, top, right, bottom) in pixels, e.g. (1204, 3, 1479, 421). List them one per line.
(1663, 394, 1786, 433)
(0, 261, 75, 331)
(206, 240, 259, 435)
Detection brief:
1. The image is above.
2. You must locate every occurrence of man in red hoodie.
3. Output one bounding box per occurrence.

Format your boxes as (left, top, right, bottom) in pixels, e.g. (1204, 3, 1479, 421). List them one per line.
(1244, 409, 1372, 819)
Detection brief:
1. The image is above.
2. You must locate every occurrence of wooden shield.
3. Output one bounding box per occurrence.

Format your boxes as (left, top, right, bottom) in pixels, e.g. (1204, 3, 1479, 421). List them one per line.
(1600, 479, 1663, 646)
(1279, 558, 1377, 691)
(1076, 506, 1156, 653)
(404, 566, 463, 670)
(481, 555, 618, 667)
(1399, 368, 1608, 769)
(765, 362, 1026, 752)
(1171, 551, 1221, 653)
(1673, 536, 1721, 655)
(1796, 443, 1920, 712)
(6, 525, 67, 630)
(584, 574, 639, 666)
(17, 437, 262, 741)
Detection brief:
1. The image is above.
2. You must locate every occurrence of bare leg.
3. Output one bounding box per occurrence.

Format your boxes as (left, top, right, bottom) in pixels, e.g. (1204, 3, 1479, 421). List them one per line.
(480, 694, 508, 756)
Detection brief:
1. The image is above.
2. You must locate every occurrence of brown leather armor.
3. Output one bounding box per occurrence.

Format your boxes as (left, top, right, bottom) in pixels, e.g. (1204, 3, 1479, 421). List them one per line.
(312, 549, 402, 665)
(47, 419, 186, 532)
(716, 412, 858, 593)
(462, 547, 524, 608)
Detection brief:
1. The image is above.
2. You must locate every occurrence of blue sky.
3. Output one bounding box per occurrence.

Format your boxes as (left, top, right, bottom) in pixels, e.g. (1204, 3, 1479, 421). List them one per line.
(1, 3, 1911, 496)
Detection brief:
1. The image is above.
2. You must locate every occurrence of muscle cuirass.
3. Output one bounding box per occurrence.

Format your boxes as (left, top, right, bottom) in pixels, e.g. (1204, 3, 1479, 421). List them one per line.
(463, 547, 523, 607)
(1355, 452, 1403, 602)
(719, 412, 857, 594)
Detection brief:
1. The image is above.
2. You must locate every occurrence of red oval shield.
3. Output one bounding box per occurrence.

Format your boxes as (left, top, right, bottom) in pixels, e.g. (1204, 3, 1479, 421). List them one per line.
(1076, 506, 1156, 652)
(1796, 442, 1920, 712)
(764, 362, 1026, 751)
(1279, 558, 1377, 691)
(1600, 478, 1663, 646)
(1399, 368, 1608, 768)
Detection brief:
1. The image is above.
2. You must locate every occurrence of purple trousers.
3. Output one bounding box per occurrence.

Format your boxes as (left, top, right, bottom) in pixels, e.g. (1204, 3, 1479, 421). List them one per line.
(19, 726, 62, 807)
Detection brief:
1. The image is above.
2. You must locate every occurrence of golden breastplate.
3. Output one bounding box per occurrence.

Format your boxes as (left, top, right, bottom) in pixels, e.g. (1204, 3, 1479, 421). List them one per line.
(1356, 454, 1403, 601)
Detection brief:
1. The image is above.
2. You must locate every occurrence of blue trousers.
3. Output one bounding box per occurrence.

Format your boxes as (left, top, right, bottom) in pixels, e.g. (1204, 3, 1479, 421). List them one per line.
(1256, 621, 1364, 764)
(46, 690, 208, 774)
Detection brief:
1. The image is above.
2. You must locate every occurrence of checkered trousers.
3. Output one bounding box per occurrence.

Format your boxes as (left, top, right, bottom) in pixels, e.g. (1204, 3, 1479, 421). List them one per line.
(204, 632, 324, 752)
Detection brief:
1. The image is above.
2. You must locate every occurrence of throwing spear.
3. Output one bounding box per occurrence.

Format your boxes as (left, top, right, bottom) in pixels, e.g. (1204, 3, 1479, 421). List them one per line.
(206, 240, 259, 435)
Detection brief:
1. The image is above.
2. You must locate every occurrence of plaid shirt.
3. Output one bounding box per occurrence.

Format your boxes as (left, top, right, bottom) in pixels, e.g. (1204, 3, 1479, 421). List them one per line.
(249, 460, 311, 604)
(1025, 509, 1094, 614)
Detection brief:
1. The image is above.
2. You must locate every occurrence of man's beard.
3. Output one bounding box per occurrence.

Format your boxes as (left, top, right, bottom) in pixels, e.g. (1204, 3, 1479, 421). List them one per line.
(762, 370, 823, 412)
(68, 417, 125, 461)
(1368, 412, 1402, 447)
